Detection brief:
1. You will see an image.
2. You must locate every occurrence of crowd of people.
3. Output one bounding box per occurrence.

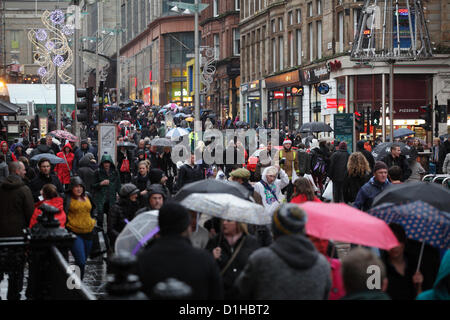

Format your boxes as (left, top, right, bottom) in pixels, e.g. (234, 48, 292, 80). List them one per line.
(0, 102, 449, 301)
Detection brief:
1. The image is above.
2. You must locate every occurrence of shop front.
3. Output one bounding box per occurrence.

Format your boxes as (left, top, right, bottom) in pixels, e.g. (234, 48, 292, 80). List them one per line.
(266, 70, 303, 130)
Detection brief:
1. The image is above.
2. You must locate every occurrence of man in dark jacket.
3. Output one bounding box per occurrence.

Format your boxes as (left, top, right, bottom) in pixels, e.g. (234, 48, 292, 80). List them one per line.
(74, 139, 97, 164)
(46, 135, 60, 155)
(136, 183, 167, 214)
(137, 202, 224, 299)
(0, 161, 34, 300)
(328, 142, 350, 203)
(29, 158, 65, 202)
(356, 140, 375, 173)
(381, 144, 412, 181)
(77, 153, 98, 194)
(340, 248, 390, 300)
(296, 143, 311, 176)
(30, 138, 55, 159)
(234, 204, 331, 299)
(176, 154, 204, 190)
(354, 161, 391, 212)
(148, 145, 160, 170)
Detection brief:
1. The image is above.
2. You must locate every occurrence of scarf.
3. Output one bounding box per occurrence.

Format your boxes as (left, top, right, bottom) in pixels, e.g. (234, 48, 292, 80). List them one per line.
(260, 179, 278, 205)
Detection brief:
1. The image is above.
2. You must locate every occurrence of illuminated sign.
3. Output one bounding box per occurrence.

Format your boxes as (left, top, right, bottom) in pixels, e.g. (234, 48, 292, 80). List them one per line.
(174, 89, 188, 97)
(398, 9, 408, 16)
(291, 86, 304, 96)
(363, 29, 371, 35)
(274, 91, 284, 99)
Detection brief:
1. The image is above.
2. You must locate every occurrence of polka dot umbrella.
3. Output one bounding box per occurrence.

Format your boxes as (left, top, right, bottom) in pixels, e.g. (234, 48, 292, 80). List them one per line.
(369, 200, 450, 271)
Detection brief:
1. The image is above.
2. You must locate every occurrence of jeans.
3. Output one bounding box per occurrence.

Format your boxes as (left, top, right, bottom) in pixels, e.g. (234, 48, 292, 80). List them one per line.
(70, 235, 93, 280)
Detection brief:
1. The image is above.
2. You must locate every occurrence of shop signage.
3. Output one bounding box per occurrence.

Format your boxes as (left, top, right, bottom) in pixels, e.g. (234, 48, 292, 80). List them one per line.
(334, 113, 354, 152)
(291, 86, 304, 96)
(317, 83, 330, 95)
(274, 91, 284, 99)
(241, 84, 249, 93)
(265, 70, 301, 89)
(327, 60, 342, 72)
(300, 63, 330, 85)
(327, 99, 346, 109)
(250, 80, 260, 90)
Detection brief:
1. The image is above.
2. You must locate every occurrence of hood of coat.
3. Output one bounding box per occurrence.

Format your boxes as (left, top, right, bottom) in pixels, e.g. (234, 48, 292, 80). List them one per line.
(100, 154, 116, 170)
(261, 166, 278, 185)
(270, 234, 319, 270)
(0, 141, 9, 154)
(12, 143, 24, 152)
(79, 153, 95, 168)
(427, 249, 450, 299)
(61, 143, 73, 153)
(1, 174, 25, 191)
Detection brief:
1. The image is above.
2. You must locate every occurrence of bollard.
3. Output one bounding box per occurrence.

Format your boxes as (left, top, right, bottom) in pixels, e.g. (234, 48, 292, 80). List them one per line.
(151, 278, 193, 300)
(104, 253, 148, 300)
(27, 203, 76, 300)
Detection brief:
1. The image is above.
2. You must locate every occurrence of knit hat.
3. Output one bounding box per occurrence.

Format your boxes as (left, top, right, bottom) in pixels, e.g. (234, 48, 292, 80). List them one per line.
(119, 183, 140, 198)
(147, 183, 167, 199)
(230, 168, 251, 180)
(158, 202, 191, 236)
(373, 161, 388, 173)
(283, 139, 292, 145)
(338, 141, 347, 150)
(272, 204, 308, 236)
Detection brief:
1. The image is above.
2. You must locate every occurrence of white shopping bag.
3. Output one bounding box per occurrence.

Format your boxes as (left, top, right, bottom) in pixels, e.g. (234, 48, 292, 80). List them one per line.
(304, 174, 319, 192)
(322, 180, 333, 201)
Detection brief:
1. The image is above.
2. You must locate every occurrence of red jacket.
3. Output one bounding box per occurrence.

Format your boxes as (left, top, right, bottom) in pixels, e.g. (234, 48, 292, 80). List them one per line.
(290, 194, 322, 204)
(29, 197, 66, 229)
(55, 143, 74, 185)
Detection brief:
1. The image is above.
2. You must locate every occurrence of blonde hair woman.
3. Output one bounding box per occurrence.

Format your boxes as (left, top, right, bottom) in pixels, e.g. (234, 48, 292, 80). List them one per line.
(343, 152, 371, 204)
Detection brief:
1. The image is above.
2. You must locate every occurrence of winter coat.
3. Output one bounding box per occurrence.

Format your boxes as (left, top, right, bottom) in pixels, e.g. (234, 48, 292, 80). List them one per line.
(55, 143, 75, 185)
(28, 172, 65, 202)
(381, 154, 412, 182)
(0, 175, 34, 237)
(290, 194, 321, 204)
(417, 250, 450, 300)
(430, 144, 446, 173)
(1, 141, 17, 164)
(0, 161, 8, 180)
(63, 192, 96, 236)
(159, 152, 177, 178)
(353, 176, 391, 212)
(297, 149, 311, 175)
(275, 147, 299, 180)
(343, 174, 371, 204)
(74, 144, 97, 163)
(254, 167, 289, 215)
(206, 234, 260, 299)
(29, 197, 66, 229)
(92, 155, 121, 215)
(443, 153, 450, 175)
(30, 144, 54, 159)
(77, 153, 98, 194)
(108, 197, 140, 246)
(148, 150, 160, 170)
(234, 234, 331, 300)
(12, 143, 27, 160)
(137, 235, 224, 299)
(356, 141, 375, 172)
(176, 163, 204, 190)
(328, 149, 350, 183)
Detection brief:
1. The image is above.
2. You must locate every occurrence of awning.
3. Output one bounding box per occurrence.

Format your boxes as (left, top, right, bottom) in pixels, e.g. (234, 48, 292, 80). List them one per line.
(0, 100, 19, 115)
(6, 84, 75, 105)
(265, 70, 301, 89)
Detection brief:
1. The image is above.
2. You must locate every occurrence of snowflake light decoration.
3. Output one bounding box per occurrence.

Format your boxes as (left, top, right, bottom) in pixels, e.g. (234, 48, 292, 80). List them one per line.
(53, 55, 65, 67)
(50, 10, 65, 25)
(45, 40, 55, 51)
(36, 29, 47, 42)
(38, 67, 47, 77)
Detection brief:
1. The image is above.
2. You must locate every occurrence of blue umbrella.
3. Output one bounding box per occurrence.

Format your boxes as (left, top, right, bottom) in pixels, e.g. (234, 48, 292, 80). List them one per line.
(394, 128, 415, 138)
(369, 200, 450, 272)
(31, 153, 65, 164)
(174, 113, 187, 118)
(165, 127, 189, 139)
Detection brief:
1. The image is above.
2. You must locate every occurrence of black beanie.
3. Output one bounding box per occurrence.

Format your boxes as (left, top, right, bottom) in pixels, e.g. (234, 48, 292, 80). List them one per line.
(149, 168, 165, 184)
(374, 161, 388, 173)
(158, 202, 191, 236)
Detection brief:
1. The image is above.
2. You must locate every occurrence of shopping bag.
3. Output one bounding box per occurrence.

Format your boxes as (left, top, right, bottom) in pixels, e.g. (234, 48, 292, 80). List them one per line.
(89, 226, 109, 258)
(120, 159, 130, 172)
(322, 180, 333, 201)
(304, 174, 319, 192)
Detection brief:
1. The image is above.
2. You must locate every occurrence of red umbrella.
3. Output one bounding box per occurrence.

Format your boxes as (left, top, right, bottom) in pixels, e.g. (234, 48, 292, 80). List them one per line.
(49, 129, 79, 142)
(298, 202, 399, 250)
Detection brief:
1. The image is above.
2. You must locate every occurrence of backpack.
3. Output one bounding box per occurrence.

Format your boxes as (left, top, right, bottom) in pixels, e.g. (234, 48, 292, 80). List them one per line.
(311, 151, 327, 176)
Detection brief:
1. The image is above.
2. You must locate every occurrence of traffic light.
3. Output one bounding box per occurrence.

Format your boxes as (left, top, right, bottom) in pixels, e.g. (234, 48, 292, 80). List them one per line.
(365, 110, 371, 134)
(419, 105, 432, 131)
(355, 111, 364, 132)
(372, 110, 381, 126)
(76, 87, 94, 125)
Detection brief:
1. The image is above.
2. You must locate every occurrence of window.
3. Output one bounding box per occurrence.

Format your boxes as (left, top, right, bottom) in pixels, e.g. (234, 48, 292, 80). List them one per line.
(308, 2, 313, 17)
(233, 28, 240, 55)
(279, 36, 284, 70)
(214, 34, 220, 60)
(279, 18, 283, 31)
(297, 9, 302, 24)
(235, 0, 240, 11)
(10, 30, 20, 50)
(338, 12, 344, 53)
(296, 29, 302, 65)
(289, 11, 293, 25)
(214, 0, 219, 17)
(317, 0, 322, 15)
(272, 20, 276, 33)
(309, 23, 313, 61)
(289, 32, 294, 67)
(272, 38, 276, 72)
(317, 21, 322, 59)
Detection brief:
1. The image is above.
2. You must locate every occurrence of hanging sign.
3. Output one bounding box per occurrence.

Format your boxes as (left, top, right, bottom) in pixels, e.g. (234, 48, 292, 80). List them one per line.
(317, 83, 330, 95)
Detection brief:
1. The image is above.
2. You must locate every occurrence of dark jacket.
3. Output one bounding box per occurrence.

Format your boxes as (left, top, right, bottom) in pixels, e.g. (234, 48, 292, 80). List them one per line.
(353, 176, 391, 211)
(176, 163, 204, 190)
(108, 197, 140, 246)
(0, 175, 34, 237)
(92, 155, 121, 214)
(159, 151, 177, 178)
(77, 153, 98, 194)
(206, 234, 260, 299)
(343, 174, 371, 204)
(328, 149, 350, 182)
(137, 235, 224, 299)
(148, 150, 160, 170)
(297, 149, 311, 175)
(30, 144, 54, 159)
(381, 154, 412, 181)
(234, 234, 331, 300)
(29, 172, 65, 202)
(356, 140, 375, 172)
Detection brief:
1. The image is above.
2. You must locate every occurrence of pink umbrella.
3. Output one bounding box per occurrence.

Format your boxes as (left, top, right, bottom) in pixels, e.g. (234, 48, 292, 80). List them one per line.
(298, 202, 399, 250)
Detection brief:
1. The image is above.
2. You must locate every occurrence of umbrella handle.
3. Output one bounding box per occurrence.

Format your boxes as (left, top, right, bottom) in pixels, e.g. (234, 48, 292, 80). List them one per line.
(132, 226, 160, 256)
(416, 241, 425, 274)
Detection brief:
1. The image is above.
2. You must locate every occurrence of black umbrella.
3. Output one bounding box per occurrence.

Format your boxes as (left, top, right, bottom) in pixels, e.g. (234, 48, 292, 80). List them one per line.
(173, 180, 252, 202)
(299, 122, 333, 133)
(371, 182, 450, 212)
(117, 142, 137, 149)
(372, 142, 417, 162)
